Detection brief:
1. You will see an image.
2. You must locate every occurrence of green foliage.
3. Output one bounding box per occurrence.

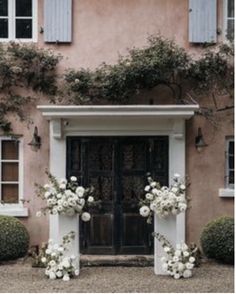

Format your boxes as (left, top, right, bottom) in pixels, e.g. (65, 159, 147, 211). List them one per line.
(65, 36, 234, 104)
(0, 215, 29, 261)
(200, 216, 234, 264)
(0, 43, 60, 133)
(65, 36, 189, 103)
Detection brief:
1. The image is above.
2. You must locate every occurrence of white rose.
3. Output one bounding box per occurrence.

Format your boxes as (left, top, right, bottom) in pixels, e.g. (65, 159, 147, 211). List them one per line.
(45, 249, 51, 255)
(189, 256, 195, 263)
(178, 262, 185, 272)
(76, 186, 85, 197)
(174, 273, 180, 279)
(164, 246, 170, 253)
(57, 193, 62, 199)
(36, 211, 42, 217)
(180, 184, 186, 190)
(150, 202, 157, 211)
(44, 184, 50, 190)
(44, 191, 51, 199)
(144, 185, 151, 192)
(41, 257, 47, 263)
(59, 183, 66, 190)
(139, 206, 150, 217)
(81, 212, 91, 222)
(52, 208, 58, 215)
(186, 262, 194, 269)
(49, 260, 56, 267)
(150, 181, 157, 188)
(62, 201, 69, 207)
(179, 203, 187, 212)
(145, 193, 154, 200)
(57, 205, 63, 212)
(152, 188, 159, 195)
(173, 256, 179, 262)
(65, 190, 72, 196)
(49, 271, 56, 280)
(88, 196, 94, 203)
(183, 251, 190, 257)
(74, 269, 79, 276)
(183, 269, 192, 278)
(171, 187, 178, 193)
(78, 199, 85, 206)
(62, 274, 70, 282)
(174, 173, 180, 179)
(60, 179, 67, 185)
(53, 244, 59, 250)
(70, 176, 77, 182)
(56, 271, 63, 278)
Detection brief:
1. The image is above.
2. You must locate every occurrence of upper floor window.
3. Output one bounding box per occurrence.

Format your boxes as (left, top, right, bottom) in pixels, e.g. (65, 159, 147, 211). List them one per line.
(0, 0, 37, 42)
(0, 138, 22, 204)
(224, 0, 234, 41)
(226, 138, 234, 189)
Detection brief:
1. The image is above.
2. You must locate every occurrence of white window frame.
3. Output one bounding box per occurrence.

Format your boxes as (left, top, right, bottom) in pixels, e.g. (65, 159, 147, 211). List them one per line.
(223, 0, 234, 40)
(0, 137, 28, 216)
(219, 137, 234, 198)
(0, 0, 37, 42)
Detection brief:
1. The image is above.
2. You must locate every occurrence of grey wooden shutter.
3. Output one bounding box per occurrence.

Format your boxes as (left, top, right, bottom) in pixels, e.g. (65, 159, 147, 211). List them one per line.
(44, 0, 72, 43)
(189, 0, 217, 43)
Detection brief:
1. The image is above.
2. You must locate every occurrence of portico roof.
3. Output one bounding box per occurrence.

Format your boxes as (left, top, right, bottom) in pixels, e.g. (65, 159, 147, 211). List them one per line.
(37, 104, 199, 120)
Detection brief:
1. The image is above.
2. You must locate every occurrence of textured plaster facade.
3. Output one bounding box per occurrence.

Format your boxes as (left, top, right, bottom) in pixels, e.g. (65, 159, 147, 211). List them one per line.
(1, 0, 234, 247)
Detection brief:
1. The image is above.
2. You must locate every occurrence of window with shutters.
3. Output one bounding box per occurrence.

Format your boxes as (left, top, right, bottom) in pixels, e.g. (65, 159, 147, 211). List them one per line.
(0, 0, 37, 42)
(224, 0, 234, 41)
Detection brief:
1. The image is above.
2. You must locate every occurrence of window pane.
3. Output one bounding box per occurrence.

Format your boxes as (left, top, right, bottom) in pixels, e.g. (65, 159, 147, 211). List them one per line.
(227, 19, 234, 41)
(16, 0, 32, 16)
(228, 0, 234, 17)
(1, 184, 18, 203)
(15, 18, 32, 38)
(0, 0, 7, 16)
(2, 140, 19, 160)
(0, 18, 8, 38)
(229, 171, 234, 185)
(2, 162, 18, 181)
(229, 141, 234, 155)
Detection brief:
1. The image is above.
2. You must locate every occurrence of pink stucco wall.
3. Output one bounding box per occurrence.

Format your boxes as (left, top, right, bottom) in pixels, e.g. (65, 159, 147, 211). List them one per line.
(2, 0, 233, 247)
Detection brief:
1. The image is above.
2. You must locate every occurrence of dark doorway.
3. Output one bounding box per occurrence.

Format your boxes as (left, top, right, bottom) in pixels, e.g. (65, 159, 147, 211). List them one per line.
(67, 136, 168, 254)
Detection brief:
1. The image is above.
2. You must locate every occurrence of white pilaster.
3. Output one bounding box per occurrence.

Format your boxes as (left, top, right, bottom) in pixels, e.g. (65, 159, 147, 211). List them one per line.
(49, 120, 80, 272)
(154, 119, 186, 275)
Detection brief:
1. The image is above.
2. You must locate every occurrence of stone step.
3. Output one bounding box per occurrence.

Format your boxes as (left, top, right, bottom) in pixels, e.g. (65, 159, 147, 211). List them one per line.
(80, 255, 154, 267)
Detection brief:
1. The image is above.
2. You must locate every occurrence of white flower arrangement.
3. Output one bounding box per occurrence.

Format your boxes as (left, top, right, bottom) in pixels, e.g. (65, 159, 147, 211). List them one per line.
(139, 174, 187, 222)
(42, 231, 79, 281)
(36, 172, 100, 218)
(154, 232, 196, 279)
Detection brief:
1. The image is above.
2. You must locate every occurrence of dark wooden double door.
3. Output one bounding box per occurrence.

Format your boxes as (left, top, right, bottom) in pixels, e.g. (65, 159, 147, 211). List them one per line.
(67, 136, 168, 255)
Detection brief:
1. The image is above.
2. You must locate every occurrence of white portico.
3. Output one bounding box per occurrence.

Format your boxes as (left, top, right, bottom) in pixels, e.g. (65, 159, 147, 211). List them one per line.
(38, 104, 199, 274)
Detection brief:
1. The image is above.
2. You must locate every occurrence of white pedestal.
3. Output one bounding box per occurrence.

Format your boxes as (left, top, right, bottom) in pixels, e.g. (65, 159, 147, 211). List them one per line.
(50, 214, 80, 274)
(154, 213, 185, 275)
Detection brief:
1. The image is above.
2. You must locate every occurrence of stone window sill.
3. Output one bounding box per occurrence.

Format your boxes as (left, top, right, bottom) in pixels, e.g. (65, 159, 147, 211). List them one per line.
(219, 188, 235, 198)
(0, 206, 28, 217)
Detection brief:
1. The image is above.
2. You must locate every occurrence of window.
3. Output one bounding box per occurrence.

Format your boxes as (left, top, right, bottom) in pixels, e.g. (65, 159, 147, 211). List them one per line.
(226, 138, 234, 188)
(224, 0, 234, 41)
(0, 0, 37, 41)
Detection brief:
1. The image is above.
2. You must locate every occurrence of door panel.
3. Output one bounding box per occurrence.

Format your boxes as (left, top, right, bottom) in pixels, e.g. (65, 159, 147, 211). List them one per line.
(66, 136, 168, 255)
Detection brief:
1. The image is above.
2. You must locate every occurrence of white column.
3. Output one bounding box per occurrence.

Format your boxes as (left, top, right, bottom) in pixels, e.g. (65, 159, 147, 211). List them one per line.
(154, 119, 186, 275)
(49, 120, 80, 272)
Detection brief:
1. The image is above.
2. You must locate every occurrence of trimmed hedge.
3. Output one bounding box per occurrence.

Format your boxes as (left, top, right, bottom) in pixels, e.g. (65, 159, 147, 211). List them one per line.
(0, 215, 29, 261)
(200, 216, 234, 264)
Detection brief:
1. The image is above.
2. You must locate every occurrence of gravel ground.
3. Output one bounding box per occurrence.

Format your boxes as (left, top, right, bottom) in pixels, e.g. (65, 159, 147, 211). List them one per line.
(0, 262, 234, 293)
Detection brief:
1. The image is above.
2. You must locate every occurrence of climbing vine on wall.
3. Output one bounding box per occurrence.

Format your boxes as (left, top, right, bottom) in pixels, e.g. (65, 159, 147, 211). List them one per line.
(0, 42, 60, 133)
(0, 36, 234, 133)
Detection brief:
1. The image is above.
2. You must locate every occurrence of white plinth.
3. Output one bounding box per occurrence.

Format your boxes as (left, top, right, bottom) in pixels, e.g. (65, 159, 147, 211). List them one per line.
(154, 214, 183, 275)
(50, 214, 80, 274)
